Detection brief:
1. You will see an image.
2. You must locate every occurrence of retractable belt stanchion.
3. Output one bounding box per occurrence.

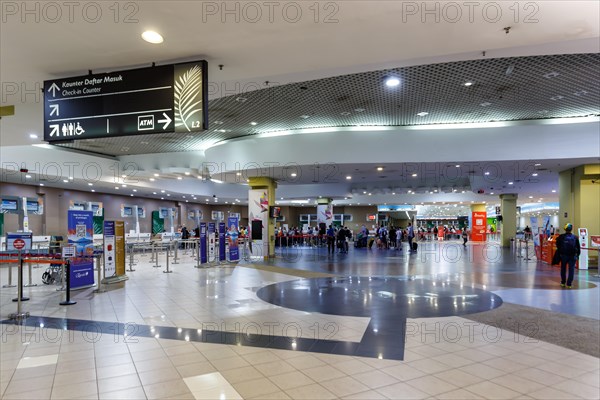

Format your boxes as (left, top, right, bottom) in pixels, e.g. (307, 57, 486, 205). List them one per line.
(163, 243, 172, 273)
(154, 243, 162, 268)
(173, 240, 179, 264)
(57, 261, 66, 291)
(9, 250, 30, 320)
(524, 239, 533, 261)
(195, 240, 202, 268)
(60, 260, 77, 306)
(24, 259, 37, 287)
(127, 243, 136, 272)
(95, 255, 105, 293)
(3, 262, 16, 288)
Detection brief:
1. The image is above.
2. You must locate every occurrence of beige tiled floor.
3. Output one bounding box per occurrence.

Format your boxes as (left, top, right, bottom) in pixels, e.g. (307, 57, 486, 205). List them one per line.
(1, 256, 599, 399)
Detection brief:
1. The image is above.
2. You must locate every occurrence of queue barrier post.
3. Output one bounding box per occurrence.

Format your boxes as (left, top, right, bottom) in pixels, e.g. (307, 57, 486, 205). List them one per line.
(95, 255, 105, 293)
(3, 262, 16, 288)
(60, 260, 77, 306)
(127, 243, 136, 272)
(9, 250, 30, 321)
(24, 259, 37, 287)
(173, 241, 179, 264)
(163, 244, 172, 273)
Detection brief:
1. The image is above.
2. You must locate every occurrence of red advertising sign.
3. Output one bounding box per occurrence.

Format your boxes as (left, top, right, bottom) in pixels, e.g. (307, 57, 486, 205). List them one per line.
(471, 211, 487, 242)
(13, 239, 25, 250)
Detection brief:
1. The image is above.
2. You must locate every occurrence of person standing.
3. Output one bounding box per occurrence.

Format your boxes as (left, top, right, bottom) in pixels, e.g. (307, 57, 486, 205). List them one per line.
(555, 223, 581, 288)
(326, 225, 336, 255)
(407, 223, 415, 252)
(462, 228, 468, 246)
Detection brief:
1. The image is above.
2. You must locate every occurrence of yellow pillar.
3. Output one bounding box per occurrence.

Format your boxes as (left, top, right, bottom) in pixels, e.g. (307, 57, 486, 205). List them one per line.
(499, 194, 518, 247)
(248, 177, 277, 259)
(559, 165, 600, 262)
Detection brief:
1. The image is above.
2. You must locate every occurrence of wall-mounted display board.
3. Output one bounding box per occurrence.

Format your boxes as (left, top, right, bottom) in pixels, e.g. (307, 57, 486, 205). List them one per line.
(121, 205, 146, 218)
(159, 207, 177, 219)
(44, 61, 208, 142)
(1, 198, 19, 213)
(1, 197, 43, 215)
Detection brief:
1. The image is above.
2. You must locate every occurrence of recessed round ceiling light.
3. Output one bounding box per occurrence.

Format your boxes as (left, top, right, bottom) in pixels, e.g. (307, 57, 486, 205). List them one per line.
(142, 30, 164, 44)
(154, 173, 159, 177)
(39, 183, 44, 186)
(115, 186, 119, 189)
(464, 82, 474, 86)
(385, 77, 400, 87)
(133, 189, 137, 192)
(508, 182, 513, 185)
(412, 173, 417, 177)
(346, 176, 352, 180)
(88, 183, 93, 186)
(29, 134, 38, 139)
(185, 172, 190, 175)
(552, 190, 556, 193)
(149, 178, 155, 182)
(25, 175, 32, 179)
(91, 190, 95, 192)
(177, 177, 182, 180)
(69, 177, 73, 180)
(377, 167, 383, 171)
(532, 173, 538, 177)
(417, 112, 429, 117)
(161, 190, 165, 193)
(291, 173, 297, 177)
(250, 122, 258, 126)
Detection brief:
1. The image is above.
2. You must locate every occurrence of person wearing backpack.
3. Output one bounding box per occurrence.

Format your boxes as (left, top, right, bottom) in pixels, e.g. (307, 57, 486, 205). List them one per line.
(556, 223, 581, 288)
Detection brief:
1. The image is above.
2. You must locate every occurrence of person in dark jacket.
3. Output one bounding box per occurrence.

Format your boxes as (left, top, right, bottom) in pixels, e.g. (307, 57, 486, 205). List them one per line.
(555, 223, 581, 288)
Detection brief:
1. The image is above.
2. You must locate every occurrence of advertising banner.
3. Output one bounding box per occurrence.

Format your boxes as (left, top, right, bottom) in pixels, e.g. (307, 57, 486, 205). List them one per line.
(542, 216, 551, 237)
(199, 222, 207, 264)
(103, 221, 116, 277)
(218, 222, 226, 261)
(67, 210, 94, 289)
(208, 223, 216, 262)
(578, 228, 588, 270)
(471, 211, 487, 242)
(530, 217, 540, 247)
(249, 189, 268, 258)
(227, 217, 239, 261)
(317, 203, 334, 228)
(115, 221, 126, 277)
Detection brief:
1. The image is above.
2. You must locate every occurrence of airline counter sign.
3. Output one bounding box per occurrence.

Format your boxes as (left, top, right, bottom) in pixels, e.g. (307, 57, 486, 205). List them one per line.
(43, 61, 208, 142)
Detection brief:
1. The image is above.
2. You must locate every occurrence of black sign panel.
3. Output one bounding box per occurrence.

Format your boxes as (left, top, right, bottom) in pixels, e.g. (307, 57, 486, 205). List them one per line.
(43, 61, 208, 142)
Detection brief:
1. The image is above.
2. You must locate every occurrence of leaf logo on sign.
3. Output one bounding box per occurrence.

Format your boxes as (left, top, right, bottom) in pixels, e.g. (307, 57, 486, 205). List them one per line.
(174, 65, 203, 132)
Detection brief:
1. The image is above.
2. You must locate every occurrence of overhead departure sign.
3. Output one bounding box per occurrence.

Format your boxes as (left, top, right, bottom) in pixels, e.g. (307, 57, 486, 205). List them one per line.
(43, 61, 208, 142)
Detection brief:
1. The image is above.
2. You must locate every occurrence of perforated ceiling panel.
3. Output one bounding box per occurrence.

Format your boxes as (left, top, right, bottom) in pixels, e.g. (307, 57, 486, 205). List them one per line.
(57, 53, 600, 156)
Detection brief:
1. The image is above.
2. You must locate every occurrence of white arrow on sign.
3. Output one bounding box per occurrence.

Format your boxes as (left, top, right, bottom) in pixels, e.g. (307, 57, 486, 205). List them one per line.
(50, 104, 59, 116)
(49, 124, 59, 137)
(48, 83, 60, 97)
(158, 113, 172, 130)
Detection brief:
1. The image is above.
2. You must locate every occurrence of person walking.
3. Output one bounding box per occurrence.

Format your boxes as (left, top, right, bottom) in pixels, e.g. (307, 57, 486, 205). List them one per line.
(462, 228, 469, 246)
(555, 223, 581, 288)
(407, 223, 415, 252)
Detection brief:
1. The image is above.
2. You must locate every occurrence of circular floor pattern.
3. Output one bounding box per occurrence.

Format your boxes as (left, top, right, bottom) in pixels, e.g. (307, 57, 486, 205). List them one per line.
(257, 276, 503, 319)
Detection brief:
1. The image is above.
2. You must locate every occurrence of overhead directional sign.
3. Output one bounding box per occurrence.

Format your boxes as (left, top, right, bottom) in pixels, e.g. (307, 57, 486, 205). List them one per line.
(43, 61, 208, 142)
